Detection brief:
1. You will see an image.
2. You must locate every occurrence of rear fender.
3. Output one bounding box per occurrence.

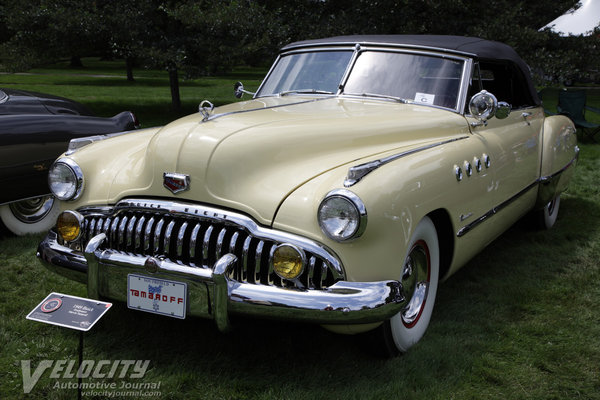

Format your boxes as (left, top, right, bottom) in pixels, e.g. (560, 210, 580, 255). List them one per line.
(537, 115, 578, 207)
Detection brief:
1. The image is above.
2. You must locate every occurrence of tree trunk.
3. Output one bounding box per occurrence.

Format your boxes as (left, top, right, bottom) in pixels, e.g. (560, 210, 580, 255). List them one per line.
(168, 66, 181, 111)
(126, 57, 135, 82)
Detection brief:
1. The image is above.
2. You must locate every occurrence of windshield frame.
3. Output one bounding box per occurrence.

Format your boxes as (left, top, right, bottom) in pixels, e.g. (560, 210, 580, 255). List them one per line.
(255, 44, 473, 114)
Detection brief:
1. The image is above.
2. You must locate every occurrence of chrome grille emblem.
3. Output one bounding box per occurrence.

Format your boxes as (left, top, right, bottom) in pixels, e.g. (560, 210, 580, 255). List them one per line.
(163, 173, 190, 194)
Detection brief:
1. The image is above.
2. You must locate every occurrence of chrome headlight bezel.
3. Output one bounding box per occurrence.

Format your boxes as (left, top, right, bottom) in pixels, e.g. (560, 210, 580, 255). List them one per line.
(48, 158, 84, 201)
(317, 189, 367, 242)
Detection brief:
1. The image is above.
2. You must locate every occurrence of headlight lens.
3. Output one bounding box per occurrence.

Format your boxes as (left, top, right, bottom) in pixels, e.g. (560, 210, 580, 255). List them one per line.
(318, 189, 367, 242)
(56, 210, 84, 242)
(272, 244, 305, 280)
(48, 158, 84, 201)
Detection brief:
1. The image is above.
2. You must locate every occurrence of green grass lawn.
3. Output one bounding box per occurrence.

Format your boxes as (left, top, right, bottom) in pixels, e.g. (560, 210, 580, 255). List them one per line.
(1, 60, 599, 399)
(1, 57, 265, 127)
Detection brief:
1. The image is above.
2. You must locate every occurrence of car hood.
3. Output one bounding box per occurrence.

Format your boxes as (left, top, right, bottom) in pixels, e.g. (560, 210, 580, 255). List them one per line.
(132, 97, 469, 224)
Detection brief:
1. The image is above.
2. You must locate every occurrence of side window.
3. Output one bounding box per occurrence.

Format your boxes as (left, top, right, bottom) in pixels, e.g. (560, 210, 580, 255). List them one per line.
(476, 61, 535, 109)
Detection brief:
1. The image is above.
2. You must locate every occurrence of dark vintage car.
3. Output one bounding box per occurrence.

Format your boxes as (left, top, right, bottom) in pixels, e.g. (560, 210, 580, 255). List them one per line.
(0, 88, 138, 235)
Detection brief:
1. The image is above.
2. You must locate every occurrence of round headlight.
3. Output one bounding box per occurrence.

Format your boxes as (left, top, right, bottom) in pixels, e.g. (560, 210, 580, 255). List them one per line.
(318, 189, 367, 242)
(272, 244, 305, 280)
(48, 158, 84, 201)
(56, 210, 84, 242)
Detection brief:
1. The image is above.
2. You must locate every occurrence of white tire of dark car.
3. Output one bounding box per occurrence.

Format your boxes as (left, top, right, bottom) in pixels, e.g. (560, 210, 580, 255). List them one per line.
(372, 215, 440, 356)
(0, 196, 60, 235)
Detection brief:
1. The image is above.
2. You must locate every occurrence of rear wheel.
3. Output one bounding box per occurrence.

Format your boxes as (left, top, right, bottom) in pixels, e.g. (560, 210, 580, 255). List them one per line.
(0, 196, 60, 235)
(370, 216, 439, 357)
(536, 195, 560, 230)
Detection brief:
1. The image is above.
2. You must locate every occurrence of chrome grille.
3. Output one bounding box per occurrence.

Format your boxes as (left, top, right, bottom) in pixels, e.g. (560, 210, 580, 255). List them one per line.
(79, 199, 343, 289)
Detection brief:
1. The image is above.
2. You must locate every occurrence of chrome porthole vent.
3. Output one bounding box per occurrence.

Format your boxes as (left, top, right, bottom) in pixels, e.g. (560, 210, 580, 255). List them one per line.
(454, 165, 463, 181)
(474, 157, 482, 172)
(464, 161, 473, 177)
(483, 154, 491, 168)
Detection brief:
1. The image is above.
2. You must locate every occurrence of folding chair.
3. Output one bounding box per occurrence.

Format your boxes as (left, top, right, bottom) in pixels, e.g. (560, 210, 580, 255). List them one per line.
(557, 90, 600, 141)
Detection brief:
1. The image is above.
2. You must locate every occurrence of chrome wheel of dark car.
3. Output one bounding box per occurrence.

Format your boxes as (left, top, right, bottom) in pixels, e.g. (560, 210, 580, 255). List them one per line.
(9, 196, 55, 223)
(0, 196, 61, 235)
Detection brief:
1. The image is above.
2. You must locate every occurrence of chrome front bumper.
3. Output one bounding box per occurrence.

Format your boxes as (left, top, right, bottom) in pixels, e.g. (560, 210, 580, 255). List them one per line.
(38, 231, 407, 331)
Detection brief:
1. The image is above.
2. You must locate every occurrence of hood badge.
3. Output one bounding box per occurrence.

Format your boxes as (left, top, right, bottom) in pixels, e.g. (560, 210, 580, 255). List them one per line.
(163, 173, 190, 194)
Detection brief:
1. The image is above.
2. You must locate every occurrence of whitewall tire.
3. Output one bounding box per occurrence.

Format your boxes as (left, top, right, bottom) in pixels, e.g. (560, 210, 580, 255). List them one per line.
(372, 216, 440, 356)
(537, 195, 560, 230)
(0, 196, 60, 236)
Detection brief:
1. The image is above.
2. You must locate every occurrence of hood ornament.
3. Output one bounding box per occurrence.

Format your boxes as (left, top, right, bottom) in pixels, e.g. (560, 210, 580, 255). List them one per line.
(163, 172, 190, 194)
(199, 100, 214, 122)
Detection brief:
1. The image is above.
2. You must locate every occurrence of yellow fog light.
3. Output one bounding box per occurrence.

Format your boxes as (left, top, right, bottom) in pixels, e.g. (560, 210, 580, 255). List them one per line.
(272, 244, 306, 280)
(56, 210, 84, 242)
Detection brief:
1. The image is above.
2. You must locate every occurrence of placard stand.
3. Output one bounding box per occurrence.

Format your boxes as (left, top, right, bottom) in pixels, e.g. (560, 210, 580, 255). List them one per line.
(78, 331, 83, 400)
(26, 292, 112, 399)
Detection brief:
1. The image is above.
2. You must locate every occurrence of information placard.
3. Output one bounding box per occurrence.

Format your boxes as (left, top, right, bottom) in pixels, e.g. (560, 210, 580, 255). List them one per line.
(26, 292, 112, 332)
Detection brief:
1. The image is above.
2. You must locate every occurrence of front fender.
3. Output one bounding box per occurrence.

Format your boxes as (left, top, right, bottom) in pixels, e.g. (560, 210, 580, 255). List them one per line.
(272, 136, 470, 283)
(57, 127, 162, 210)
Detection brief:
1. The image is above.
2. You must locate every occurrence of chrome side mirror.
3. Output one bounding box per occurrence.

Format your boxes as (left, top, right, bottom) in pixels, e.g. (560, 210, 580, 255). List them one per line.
(469, 90, 498, 123)
(234, 82, 245, 98)
(234, 82, 255, 99)
(495, 101, 512, 119)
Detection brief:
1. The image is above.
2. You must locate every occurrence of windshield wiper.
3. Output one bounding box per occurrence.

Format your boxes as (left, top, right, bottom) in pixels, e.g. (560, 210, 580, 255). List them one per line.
(344, 92, 412, 104)
(279, 89, 335, 96)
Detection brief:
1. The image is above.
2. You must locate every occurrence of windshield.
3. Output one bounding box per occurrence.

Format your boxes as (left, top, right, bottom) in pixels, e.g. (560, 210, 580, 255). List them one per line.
(344, 52, 464, 109)
(257, 51, 353, 96)
(257, 48, 465, 110)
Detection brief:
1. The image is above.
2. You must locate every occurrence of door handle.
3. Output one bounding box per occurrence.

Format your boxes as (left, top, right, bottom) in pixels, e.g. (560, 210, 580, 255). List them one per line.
(521, 112, 532, 125)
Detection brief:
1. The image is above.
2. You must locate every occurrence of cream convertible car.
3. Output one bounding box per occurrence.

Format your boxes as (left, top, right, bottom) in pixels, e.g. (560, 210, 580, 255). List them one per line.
(38, 36, 578, 356)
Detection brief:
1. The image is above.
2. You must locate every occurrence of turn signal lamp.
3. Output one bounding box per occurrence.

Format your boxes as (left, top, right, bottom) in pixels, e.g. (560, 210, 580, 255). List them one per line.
(57, 210, 84, 242)
(272, 244, 305, 280)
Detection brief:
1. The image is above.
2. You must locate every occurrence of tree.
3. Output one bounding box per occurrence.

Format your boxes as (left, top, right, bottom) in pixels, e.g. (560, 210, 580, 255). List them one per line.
(1, 0, 109, 70)
(103, 0, 159, 81)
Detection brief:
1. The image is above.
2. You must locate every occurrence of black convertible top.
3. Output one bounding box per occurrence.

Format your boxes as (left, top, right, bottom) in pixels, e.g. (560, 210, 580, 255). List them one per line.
(282, 35, 539, 105)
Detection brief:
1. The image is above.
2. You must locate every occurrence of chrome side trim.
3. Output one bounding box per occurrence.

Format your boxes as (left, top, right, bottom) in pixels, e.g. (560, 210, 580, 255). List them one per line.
(457, 149, 579, 237)
(344, 136, 469, 187)
(281, 41, 477, 58)
(457, 180, 538, 237)
(201, 98, 329, 123)
(540, 146, 580, 184)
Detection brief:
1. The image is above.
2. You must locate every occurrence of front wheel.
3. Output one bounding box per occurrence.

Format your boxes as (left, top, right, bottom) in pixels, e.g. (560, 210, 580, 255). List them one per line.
(370, 216, 440, 357)
(0, 196, 60, 236)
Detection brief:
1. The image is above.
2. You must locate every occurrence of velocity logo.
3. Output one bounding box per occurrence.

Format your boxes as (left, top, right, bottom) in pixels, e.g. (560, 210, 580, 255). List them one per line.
(21, 359, 150, 393)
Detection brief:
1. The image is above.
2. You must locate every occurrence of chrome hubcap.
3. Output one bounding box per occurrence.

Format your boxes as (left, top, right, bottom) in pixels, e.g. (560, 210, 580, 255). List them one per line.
(9, 196, 55, 223)
(401, 240, 430, 328)
(547, 198, 557, 216)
